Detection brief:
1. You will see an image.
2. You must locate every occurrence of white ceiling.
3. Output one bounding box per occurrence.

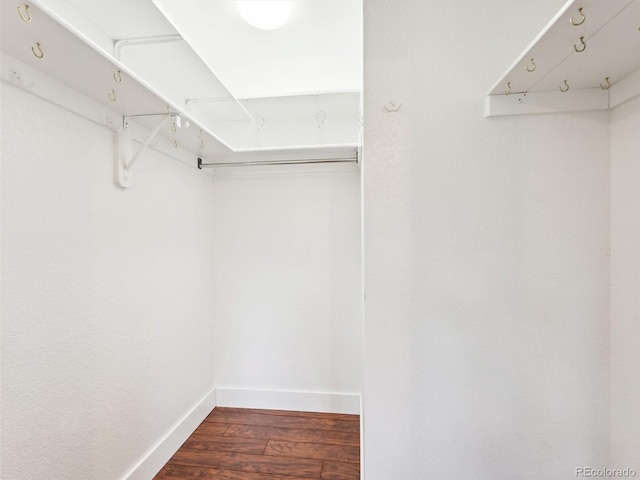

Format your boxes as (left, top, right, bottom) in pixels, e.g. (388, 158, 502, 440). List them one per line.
(153, 0, 362, 98)
(65, 0, 362, 99)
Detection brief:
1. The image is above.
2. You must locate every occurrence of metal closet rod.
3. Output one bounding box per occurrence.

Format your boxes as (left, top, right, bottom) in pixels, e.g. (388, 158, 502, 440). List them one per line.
(198, 152, 358, 169)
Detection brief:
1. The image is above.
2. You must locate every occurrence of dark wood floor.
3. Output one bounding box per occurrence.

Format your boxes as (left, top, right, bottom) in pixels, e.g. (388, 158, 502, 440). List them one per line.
(154, 407, 361, 480)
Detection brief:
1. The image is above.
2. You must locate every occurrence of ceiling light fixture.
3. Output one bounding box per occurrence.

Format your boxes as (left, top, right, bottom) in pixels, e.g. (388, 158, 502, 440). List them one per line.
(237, 1, 292, 31)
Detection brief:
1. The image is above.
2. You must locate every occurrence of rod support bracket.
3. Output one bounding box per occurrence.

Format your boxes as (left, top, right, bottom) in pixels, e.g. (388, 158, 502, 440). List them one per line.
(115, 112, 181, 188)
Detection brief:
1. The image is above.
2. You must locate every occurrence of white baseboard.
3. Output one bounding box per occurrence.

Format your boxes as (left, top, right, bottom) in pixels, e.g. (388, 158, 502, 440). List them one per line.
(215, 387, 361, 415)
(123, 387, 359, 480)
(123, 387, 216, 480)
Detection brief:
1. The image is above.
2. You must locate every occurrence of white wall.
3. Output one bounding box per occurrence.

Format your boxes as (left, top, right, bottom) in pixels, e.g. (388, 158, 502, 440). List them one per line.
(363, 1, 611, 479)
(210, 166, 362, 408)
(610, 94, 640, 471)
(1, 84, 216, 479)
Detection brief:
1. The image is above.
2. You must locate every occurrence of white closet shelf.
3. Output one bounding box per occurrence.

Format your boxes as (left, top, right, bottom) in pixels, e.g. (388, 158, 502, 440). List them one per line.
(7, 0, 361, 153)
(485, 0, 640, 117)
(1, 2, 234, 153)
(1, 1, 362, 187)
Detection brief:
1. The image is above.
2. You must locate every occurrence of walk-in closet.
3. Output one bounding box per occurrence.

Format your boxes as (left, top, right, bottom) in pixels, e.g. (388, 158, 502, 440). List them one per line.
(1, 0, 638, 479)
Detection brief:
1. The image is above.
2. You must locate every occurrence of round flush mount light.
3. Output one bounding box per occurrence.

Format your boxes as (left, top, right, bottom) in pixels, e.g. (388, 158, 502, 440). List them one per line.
(237, 1, 292, 30)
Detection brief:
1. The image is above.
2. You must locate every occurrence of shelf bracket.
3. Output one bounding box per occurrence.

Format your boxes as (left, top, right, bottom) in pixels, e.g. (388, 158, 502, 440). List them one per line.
(115, 112, 181, 188)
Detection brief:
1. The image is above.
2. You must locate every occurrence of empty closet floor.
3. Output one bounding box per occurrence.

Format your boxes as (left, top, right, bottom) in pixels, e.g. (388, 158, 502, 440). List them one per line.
(154, 407, 361, 480)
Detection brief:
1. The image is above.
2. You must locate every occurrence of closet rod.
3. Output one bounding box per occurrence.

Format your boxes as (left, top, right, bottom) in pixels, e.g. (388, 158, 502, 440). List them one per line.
(198, 155, 358, 169)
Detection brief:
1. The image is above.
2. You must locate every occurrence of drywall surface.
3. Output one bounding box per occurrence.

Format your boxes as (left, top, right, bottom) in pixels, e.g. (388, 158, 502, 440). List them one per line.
(363, 1, 611, 479)
(610, 94, 640, 472)
(1, 84, 216, 479)
(210, 165, 362, 406)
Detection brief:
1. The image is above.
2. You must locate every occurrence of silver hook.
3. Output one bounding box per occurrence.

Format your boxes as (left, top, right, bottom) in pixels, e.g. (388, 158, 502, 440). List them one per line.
(570, 7, 585, 26)
(198, 129, 204, 139)
(526, 58, 536, 72)
(31, 42, 44, 59)
(113, 70, 122, 83)
(600, 77, 611, 90)
(18, 4, 31, 23)
(171, 122, 177, 132)
(173, 140, 178, 149)
(560, 80, 570, 93)
(108, 90, 117, 102)
(574, 36, 586, 53)
(200, 140, 205, 149)
(505, 82, 511, 96)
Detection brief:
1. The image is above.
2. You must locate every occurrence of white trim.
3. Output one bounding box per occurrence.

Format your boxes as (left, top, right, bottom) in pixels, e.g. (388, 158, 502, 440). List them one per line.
(123, 388, 216, 480)
(215, 388, 361, 415)
(610, 68, 640, 110)
(359, 393, 365, 480)
(484, 88, 609, 117)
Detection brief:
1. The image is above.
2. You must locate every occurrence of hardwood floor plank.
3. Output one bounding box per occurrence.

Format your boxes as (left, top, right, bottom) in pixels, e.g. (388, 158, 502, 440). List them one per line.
(155, 462, 311, 480)
(188, 422, 230, 437)
(155, 407, 361, 480)
(206, 410, 358, 434)
(264, 440, 360, 464)
(224, 424, 360, 446)
(183, 436, 268, 454)
(321, 461, 360, 480)
(169, 450, 322, 478)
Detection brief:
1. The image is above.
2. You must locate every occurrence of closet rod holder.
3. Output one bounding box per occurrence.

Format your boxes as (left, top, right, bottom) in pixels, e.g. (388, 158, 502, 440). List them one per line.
(198, 153, 358, 169)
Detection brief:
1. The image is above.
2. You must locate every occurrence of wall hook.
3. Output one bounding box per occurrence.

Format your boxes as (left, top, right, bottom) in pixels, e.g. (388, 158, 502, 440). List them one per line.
(560, 80, 570, 93)
(570, 7, 585, 26)
(18, 4, 31, 23)
(113, 70, 122, 83)
(200, 140, 205, 149)
(526, 58, 536, 72)
(171, 122, 177, 132)
(600, 77, 611, 90)
(198, 129, 204, 139)
(31, 42, 43, 59)
(173, 140, 178, 149)
(574, 36, 586, 53)
(384, 100, 401, 112)
(505, 82, 511, 96)
(108, 89, 117, 101)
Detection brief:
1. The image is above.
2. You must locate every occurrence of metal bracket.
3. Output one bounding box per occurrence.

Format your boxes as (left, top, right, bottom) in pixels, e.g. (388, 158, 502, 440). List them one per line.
(115, 112, 181, 188)
(113, 34, 183, 60)
(116, 129, 133, 188)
